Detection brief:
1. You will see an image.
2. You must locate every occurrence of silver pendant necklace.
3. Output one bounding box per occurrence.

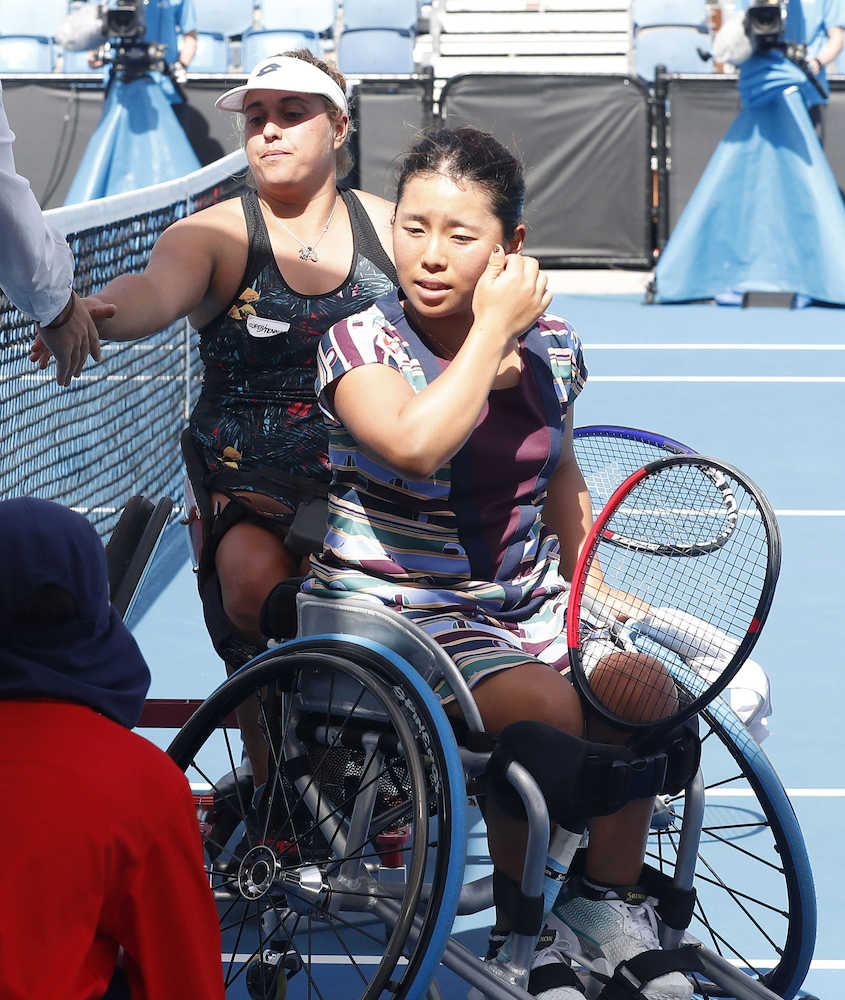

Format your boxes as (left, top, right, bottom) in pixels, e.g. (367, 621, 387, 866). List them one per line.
(274, 195, 338, 263)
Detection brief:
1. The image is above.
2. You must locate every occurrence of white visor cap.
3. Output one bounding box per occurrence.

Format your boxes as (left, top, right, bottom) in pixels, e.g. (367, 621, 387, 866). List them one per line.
(215, 55, 349, 116)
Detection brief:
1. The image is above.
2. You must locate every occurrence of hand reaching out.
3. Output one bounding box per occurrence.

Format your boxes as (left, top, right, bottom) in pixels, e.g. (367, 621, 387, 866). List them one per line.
(30, 294, 116, 386)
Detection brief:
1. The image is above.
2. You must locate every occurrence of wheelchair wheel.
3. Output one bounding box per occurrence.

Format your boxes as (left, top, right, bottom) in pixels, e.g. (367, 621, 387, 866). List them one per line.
(648, 697, 816, 1000)
(168, 637, 466, 1000)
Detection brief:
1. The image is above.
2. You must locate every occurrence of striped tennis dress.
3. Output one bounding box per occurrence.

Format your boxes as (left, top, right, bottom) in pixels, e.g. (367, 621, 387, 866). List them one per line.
(303, 291, 588, 701)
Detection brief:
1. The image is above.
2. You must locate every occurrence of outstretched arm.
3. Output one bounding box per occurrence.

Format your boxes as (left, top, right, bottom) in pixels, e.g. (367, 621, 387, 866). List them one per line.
(31, 215, 216, 371)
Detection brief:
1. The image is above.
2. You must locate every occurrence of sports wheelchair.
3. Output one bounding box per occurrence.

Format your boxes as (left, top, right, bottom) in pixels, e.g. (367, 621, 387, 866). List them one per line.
(107, 432, 818, 1000)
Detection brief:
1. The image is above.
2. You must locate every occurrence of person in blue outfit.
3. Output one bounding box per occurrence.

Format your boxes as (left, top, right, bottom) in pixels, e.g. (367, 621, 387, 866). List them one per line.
(89, 0, 198, 83)
(737, 0, 845, 142)
(653, 0, 845, 304)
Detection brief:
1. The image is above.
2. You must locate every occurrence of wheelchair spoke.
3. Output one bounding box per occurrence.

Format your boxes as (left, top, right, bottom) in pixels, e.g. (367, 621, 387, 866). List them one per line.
(698, 826, 785, 874)
(172, 645, 465, 1000)
(328, 920, 371, 985)
(642, 700, 814, 1000)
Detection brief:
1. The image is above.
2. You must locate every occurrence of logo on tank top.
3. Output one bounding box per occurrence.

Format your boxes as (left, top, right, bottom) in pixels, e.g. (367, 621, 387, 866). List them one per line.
(246, 314, 291, 338)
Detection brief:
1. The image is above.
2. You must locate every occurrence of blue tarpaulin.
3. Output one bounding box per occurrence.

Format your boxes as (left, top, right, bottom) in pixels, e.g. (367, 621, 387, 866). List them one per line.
(653, 50, 845, 305)
(65, 71, 200, 204)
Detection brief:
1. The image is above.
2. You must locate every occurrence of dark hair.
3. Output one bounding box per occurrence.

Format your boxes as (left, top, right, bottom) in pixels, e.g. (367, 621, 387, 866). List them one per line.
(10, 584, 79, 627)
(396, 127, 525, 239)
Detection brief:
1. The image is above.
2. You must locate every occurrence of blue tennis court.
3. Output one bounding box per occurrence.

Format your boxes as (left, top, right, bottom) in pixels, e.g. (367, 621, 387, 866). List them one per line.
(129, 291, 843, 1000)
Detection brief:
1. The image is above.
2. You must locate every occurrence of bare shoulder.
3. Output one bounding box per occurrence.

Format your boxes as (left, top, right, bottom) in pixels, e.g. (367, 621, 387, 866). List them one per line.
(350, 190, 395, 262)
(156, 196, 248, 265)
(170, 195, 247, 237)
(352, 190, 395, 228)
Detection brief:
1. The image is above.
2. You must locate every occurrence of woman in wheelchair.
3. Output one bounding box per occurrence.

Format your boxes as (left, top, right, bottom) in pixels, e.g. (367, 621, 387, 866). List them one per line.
(31, 51, 399, 782)
(297, 127, 693, 1000)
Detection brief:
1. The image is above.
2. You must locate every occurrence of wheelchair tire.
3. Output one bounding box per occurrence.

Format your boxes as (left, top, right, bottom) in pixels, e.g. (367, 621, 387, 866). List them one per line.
(648, 696, 816, 1000)
(168, 637, 466, 1000)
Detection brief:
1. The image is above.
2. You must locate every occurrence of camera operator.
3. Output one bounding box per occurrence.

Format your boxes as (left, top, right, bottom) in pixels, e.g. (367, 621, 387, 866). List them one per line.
(738, 0, 845, 143)
(89, 0, 198, 88)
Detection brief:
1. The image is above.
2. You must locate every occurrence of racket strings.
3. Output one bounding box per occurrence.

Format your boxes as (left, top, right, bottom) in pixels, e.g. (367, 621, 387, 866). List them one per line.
(577, 463, 772, 728)
(575, 433, 689, 513)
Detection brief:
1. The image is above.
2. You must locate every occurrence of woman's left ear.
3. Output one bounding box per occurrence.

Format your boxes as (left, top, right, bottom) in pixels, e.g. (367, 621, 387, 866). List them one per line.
(508, 223, 526, 254)
(333, 113, 349, 146)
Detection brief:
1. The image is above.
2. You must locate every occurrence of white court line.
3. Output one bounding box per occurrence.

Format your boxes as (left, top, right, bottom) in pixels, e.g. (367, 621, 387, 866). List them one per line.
(219, 953, 845, 970)
(711, 788, 845, 798)
(592, 376, 845, 383)
(774, 510, 845, 516)
(191, 782, 845, 796)
(588, 343, 845, 351)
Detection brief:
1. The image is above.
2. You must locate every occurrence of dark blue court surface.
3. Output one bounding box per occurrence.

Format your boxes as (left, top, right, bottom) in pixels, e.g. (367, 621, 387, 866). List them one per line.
(130, 293, 843, 999)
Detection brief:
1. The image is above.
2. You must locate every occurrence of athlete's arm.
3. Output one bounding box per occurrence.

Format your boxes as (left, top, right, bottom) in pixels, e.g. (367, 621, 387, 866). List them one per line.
(331, 251, 550, 479)
(541, 410, 594, 582)
(82, 216, 218, 342)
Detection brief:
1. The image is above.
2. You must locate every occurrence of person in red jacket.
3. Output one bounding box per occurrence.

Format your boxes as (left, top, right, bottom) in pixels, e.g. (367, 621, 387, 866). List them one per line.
(0, 497, 224, 1000)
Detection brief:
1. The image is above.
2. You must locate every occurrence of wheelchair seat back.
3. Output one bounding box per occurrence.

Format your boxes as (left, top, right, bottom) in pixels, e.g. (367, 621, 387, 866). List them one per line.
(296, 593, 484, 731)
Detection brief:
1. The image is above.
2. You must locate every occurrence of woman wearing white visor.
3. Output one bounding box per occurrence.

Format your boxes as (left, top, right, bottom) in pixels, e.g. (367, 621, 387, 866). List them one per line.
(31, 51, 398, 782)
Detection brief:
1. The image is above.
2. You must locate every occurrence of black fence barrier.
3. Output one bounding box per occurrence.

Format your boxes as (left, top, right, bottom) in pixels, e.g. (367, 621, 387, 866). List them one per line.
(7, 70, 845, 262)
(440, 73, 653, 267)
(349, 75, 434, 200)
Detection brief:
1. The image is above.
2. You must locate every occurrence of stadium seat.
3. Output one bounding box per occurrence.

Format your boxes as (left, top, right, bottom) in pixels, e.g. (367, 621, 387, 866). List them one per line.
(634, 25, 712, 78)
(336, 28, 415, 74)
(0, 0, 69, 38)
(60, 47, 103, 74)
(342, 0, 418, 32)
(190, 30, 229, 72)
(241, 29, 321, 71)
(193, 0, 254, 37)
(258, 0, 337, 34)
(0, 35, 55, 73)
(632, 0, 708, 30)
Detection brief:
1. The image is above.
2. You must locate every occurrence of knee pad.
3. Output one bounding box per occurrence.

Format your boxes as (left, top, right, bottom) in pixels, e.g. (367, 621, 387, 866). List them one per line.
(487, 720, 700, 828)
(260, 579, 301, 641)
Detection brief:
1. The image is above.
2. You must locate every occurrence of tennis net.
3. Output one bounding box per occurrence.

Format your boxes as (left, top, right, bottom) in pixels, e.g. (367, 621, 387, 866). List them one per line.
(0, 149, 248, 538)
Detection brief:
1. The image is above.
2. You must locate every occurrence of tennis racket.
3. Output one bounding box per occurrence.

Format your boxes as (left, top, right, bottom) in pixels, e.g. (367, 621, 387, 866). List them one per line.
(574, 425, 737, 557)
(567, 454, 780, 741)
(574, 425, 697, 514)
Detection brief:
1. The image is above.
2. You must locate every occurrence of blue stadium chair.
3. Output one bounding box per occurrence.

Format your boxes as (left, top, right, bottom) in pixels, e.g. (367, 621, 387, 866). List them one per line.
(632, 0, 707, 30)
(342, 0, 418, 32)
(336, 28, 415, 74)
(634, 24, 712, 78)
(193, 0, 254, 37)
(61, 47, 103, 74)
(0, 0, 69, 38)
(190, 30, 230, 72)
(0, 35, 55, 73)
(258, 0, 337, 34)
(240, 28, 321, 71)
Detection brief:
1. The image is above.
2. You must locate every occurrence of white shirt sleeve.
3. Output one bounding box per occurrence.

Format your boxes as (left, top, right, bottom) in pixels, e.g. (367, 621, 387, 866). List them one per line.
(0, 82, 74, 325)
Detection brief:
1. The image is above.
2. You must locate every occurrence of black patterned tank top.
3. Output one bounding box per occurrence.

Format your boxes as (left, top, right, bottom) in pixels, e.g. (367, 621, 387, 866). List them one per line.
(189, 188, 398, 507)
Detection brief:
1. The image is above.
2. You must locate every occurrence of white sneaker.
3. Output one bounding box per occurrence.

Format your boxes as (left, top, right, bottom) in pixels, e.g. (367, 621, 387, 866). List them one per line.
(468, 926, 586, 1000)
(553, 894, 693, 1000)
